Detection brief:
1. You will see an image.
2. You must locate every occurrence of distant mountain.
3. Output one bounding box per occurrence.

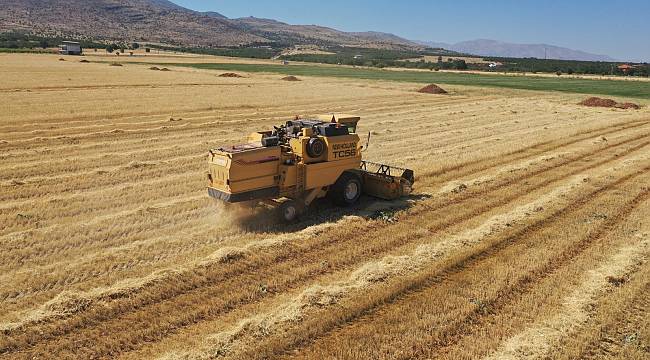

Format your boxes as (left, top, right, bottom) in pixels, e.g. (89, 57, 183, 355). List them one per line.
(0, 0, 421, 49)
(417, 39, 615, 62)
(146, 0, 185, 10)
(0, 0, 262, 46)
(230, 17, 419, 49)
(203, 11, 228, 20)
(350, 31, 417, 46)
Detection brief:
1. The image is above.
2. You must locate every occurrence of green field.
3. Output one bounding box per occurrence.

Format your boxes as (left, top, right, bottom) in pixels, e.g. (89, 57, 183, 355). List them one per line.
(163, 62, 650, 100)
(0, 48, 54, 54)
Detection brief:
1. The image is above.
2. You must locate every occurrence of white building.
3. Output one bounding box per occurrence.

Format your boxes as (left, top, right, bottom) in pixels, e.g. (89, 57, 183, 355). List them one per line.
(59, 41, 82, 55)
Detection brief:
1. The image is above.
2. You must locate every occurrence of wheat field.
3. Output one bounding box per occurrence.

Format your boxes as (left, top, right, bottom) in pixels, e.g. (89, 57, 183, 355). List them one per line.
(1, 53, 649, 359)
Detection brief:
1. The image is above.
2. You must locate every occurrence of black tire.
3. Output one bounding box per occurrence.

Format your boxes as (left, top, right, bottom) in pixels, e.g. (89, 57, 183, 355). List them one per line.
(329, 172, 362, 206)
(306, 138, 325, 158)
(279, 200, 299, 222)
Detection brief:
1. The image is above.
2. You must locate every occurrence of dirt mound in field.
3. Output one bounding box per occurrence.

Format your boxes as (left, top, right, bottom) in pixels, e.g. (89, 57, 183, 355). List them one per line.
(149, 66, 160, 71)
(109, 63, 123, 67)
(578, 97, 640, 110)
(579, 97, 617, 107)
(616, 102, 640, 110)
(417, 84, 448, 94)
(80, 59, 90, 63)
(281, 76, 301, 81)
(219, 72, 243, 78)
(159, 68, 171, 72)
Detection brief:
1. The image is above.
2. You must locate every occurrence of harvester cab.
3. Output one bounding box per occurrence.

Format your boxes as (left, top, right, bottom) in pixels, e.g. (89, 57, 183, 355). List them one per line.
(207, 114, 414, 222)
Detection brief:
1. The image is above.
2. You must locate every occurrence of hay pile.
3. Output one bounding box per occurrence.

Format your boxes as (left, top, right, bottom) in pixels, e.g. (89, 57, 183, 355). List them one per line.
(616, 102, 641, 110)
(109, 63, 123, 67)
(579, 97, 617, 107)
(417, 84, 448, 94)
(79, 59, 90, 63)
(579, 97, 640, 110)
(281, 75, 301, 81)
(219, 72, 243, 78)
(159, 68, 171, 72)
(149, 66, 160, 71)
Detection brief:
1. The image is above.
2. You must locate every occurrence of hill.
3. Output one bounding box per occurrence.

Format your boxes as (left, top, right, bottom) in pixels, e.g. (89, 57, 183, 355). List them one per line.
(417, 39, 615, 62)
(231, 17, 419, 49)
(0, 0, 421, 49)
(0, 0, 258, 46)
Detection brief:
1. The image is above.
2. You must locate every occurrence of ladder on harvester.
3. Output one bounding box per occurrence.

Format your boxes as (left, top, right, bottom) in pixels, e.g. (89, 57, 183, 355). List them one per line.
(296, 163, 306, 194)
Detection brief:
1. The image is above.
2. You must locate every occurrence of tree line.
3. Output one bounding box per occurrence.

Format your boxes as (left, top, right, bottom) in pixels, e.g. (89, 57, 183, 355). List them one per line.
(0, 31, 104, 50)
(481, 57, 649, 77)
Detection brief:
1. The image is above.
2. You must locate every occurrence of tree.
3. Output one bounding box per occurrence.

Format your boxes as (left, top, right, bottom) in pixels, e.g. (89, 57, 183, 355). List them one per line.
(454, 59, 468, 70)
(105, 44, 115, 53)
(131, 42, 140, 50)
(39, 39, 48, 49)
(437, 56, 443, 63)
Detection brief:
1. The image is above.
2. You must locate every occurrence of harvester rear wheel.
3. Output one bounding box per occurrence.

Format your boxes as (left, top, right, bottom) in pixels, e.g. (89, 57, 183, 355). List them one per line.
(279, 200, 299, 222)
(329, 172, 362, 206)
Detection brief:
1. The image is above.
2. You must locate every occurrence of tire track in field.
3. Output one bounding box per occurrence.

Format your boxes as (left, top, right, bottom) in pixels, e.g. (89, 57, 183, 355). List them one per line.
(0, 208, 237, 302)
(567, 279, 650, 360)
(283, 184, 650, 360)
(231, 165, 649, 360)
(482, 235, 649, 360)
(385, 182, 650, 360)
(419, 119, 649, 179)
(3, 130, 647, 358)
(0, 194, 207, 271)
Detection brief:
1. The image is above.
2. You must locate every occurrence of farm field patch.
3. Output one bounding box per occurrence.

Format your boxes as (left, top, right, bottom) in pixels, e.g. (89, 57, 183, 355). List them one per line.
(155, 62, 650, 99)
(1, 53, 649, 359)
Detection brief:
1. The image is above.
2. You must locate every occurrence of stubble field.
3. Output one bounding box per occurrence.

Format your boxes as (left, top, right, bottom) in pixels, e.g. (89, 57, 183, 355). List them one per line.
(1, 53, 649, 359)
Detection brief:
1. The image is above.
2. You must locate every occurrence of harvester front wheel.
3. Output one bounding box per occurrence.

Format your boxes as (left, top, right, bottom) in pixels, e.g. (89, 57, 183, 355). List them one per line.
(279, 200, 299, 222)
(329, 172, 362, 206)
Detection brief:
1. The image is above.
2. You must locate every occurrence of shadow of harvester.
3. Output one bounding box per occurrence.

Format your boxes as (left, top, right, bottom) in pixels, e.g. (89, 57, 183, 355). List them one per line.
(216, 193, 431, 234)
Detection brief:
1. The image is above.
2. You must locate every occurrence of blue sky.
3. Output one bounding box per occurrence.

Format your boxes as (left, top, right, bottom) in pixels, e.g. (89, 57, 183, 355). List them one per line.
(172, 0, 649, 62)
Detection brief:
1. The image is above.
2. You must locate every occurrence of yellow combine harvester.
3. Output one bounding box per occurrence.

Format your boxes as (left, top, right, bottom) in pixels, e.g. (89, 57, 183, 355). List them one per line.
(207, 114, 414, 221)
